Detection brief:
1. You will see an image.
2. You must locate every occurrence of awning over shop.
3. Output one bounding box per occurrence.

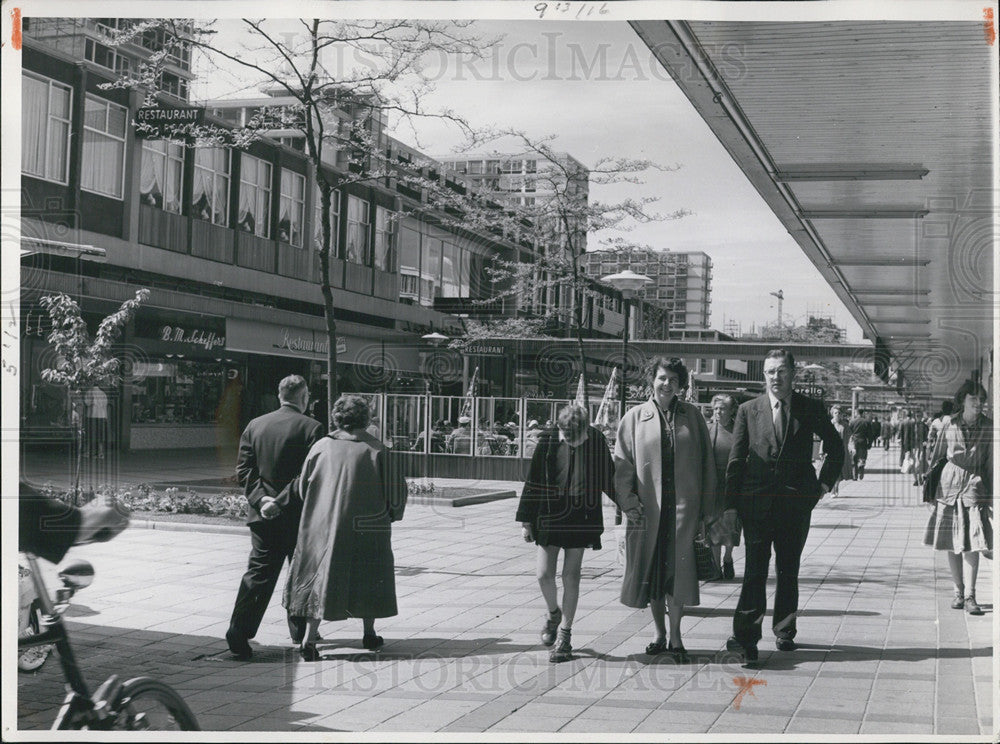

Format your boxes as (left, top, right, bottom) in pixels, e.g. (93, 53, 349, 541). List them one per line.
(632, 20, 995, 398)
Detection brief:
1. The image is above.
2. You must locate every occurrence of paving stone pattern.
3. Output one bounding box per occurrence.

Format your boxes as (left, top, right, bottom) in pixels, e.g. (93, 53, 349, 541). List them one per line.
(14, 448, 995, 736)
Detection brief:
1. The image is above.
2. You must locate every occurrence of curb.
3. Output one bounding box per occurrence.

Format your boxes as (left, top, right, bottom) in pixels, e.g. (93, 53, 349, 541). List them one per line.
(128, 491, 517, 534)
(409, 489, 517, 507)
(130, 519, 247, 535)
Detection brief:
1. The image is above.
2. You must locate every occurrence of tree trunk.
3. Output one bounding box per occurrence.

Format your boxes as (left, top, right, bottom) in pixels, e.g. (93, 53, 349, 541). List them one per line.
(317, 175, 339, 427)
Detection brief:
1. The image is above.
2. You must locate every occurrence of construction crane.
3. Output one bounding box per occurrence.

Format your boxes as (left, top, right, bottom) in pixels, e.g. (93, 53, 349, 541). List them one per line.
(770, 289, 784, 326)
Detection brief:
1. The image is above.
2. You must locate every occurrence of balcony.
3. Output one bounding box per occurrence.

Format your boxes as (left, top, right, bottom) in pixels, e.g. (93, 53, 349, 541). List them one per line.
(236, 231, 275, 272)
(138, 205, 186, 253)
(191, 219, 234, 263)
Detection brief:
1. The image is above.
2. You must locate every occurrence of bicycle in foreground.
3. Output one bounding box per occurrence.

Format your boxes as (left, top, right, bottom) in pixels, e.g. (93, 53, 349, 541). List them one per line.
(19, 552, 200, 731)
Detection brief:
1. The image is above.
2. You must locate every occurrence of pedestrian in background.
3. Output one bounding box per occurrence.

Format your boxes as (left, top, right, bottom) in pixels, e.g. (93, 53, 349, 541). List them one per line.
(516, 405, 617, 662)
(722, 349, 844, 665)
(705, 394, 741, 579)
(923, 381, 992, 615)
(847, 407, 873, 480)
(614, 357, 716, 661)
(227, 375, 323, 661)
(83, 384, 109, 459)
(828, 404, 854, 497)
(284, 394, 408, 660)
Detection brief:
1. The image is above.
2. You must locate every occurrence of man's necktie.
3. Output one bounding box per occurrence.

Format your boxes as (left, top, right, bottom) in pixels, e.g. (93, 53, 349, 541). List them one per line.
(775, 399, 786, 443)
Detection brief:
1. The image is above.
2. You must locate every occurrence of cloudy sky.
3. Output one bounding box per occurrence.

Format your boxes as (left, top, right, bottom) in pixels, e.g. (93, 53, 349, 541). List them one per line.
(197, 18, 866, 342)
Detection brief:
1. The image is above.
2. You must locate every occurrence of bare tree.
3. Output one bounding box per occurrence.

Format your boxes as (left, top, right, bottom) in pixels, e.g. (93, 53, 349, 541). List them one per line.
(431, 131, 690, 406)
(104, 18, 497, 409)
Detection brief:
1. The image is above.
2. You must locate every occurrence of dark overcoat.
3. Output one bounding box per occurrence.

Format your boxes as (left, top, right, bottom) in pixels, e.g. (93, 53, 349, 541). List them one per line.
(282, 429, 407, 621)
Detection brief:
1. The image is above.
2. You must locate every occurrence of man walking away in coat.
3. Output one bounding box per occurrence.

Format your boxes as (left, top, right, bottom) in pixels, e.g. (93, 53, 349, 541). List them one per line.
(226, 375, 323, 660)
(723, 349, 844, 666)
(847, 408, 873, 480)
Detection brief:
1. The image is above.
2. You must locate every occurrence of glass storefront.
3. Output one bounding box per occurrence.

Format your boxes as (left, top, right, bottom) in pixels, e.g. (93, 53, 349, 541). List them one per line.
(130, 359, 232, 425)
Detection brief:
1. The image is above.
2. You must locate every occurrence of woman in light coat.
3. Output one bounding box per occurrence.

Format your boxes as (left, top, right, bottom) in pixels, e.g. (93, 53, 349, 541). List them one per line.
(283, 395, 408, 660)
(614, 357, 716, 659)
(924, 381, 993, 615)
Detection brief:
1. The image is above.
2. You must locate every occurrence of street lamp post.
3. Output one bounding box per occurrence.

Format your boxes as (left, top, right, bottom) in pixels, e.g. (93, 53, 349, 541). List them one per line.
(851, 386, 864, 417)
(601, 270, 654, 418)
(421, 332, 449, 484)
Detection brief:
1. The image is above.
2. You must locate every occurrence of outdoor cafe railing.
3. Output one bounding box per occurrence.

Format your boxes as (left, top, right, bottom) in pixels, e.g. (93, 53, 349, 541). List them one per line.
(363, 394, 714, 460)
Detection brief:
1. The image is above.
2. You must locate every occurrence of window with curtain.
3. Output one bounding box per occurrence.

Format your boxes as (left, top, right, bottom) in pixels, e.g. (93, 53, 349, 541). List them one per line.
(313, 187, 340, 255)
(420, 236, 442, 307)
(140, 140, 184, 213)
(192, 147, 230, 225)
(238, 154, 272, 237)
(345, 195, 370, 265)
(398, 225, 420, 303)
(22, 73, 72, 184)
(459, 247, 471, 297)
(81, 95, 127, 198)
(278, 169, 305, 247)
(441, 241, 460, 298)
(373, 206, 395, 272)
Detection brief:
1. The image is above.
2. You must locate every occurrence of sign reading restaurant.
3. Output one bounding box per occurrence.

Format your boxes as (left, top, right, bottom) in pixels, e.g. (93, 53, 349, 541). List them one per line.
(465, 343, 505, 357)
(134, 106, 205, 137)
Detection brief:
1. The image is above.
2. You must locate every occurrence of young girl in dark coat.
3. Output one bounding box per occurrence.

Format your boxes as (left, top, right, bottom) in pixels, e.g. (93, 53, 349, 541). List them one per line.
(516, 404, 618, 662)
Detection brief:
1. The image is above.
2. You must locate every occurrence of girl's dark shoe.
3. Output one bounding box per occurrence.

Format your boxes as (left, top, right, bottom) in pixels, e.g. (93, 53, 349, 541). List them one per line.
(549, 628, 572, 662)
(668, 643, 690, 663)
(965, 596, 984, 616)
(299, 642, 320, 661)
(645, 639, 668, 655)
(722, 560, 735, 580)
(951, 589, 965, 610)
(540, 607, 562, 647)
(362, 634, 385, 651)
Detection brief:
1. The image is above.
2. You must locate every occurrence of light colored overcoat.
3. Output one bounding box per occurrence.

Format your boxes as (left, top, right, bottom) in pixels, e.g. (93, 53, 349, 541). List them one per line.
(614, 399, 716, 607)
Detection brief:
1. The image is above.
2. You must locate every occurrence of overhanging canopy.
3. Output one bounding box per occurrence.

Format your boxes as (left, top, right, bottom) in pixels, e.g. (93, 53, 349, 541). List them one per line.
(632, 20, 995, 399)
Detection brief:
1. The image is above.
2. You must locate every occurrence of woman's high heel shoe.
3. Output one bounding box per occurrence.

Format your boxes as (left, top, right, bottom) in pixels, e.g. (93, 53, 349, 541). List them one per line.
(299, 642, 320, 661)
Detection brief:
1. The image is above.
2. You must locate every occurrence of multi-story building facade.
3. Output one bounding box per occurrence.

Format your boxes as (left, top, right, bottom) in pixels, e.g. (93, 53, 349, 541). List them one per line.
(17, 18, 633, 452)
(584, 248, 713, 332)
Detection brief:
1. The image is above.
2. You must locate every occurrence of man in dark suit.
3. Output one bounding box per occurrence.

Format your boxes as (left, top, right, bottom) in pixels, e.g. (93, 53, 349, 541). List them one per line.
(723, 349, 844, 665)
(226, 374, 323, 660)
(846, 408, 873, 480)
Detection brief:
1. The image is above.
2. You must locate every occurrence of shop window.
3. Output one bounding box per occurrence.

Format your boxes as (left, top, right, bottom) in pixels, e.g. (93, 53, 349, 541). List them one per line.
(192, 147, 230, 225)
(81, 95, 127, 199)
(373, 206, 395, 271)
(313, 187, 340, 254)
(345, 195, 370, 265)
(22, 72, 72, 184)
(239, 153, 272, 237)
(130, 359, 232, 425)
(279, 169, 305, 247)
(140, 139, 184, 213)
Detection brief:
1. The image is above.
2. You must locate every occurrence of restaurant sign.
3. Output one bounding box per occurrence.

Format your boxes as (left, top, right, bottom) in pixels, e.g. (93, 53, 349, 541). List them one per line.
(465, 343, 506, 357)
(226, 318, 346, 361)
(135, 106, 205, 138)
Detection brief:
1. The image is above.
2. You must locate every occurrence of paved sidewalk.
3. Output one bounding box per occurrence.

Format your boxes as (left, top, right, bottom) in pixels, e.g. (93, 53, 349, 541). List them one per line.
(13, 447, 996, 737)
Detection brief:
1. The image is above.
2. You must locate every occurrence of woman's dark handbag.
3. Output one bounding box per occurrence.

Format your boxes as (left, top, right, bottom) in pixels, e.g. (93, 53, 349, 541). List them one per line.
(694, 534, 722, 581)
(923, 458, 946, 504)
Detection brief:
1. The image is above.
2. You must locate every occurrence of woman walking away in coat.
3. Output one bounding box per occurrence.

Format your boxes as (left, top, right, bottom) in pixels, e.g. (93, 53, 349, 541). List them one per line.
(516, 405, 618, 662)
(283, 395, 408, 660)
(614, 357, 716, 661)
(924, 381, 993, 616)
(705, 394, 741, 578)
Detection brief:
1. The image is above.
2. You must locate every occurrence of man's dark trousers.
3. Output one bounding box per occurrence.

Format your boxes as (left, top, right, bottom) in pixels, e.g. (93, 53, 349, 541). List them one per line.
(228, 513, 304, 643)
(227, 402, 322, 650)
(734, 500, 812, 646)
